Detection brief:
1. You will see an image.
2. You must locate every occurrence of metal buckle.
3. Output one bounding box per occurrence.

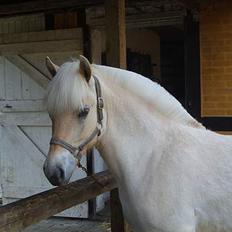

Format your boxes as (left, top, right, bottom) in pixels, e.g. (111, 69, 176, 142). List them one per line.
(97, 97, 104, 109)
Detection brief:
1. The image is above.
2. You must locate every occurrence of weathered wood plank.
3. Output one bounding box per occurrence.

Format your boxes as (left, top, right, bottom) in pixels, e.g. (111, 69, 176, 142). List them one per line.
(5, 55, 49, 89)
(0, 100, 45, 112)
(21, 72, 45, 99)
(0, 112, 51, 126)
(0, 40, 82, 55)
(0, 28, 82, 44)
(0, 29, 83, 60)
(91, 29, 102, 64)
(5, 58, 22, 100)
(110, 189, 126, 232)
(1, 125, 46, 168)
(0, 14, 45, 34)
(0, 0, 103, 16)
(0, 56, 5, 100)
(1, 123, 89, 218)
(88, 11, 184, 29)
(0, 171, 117, 232)
(22, 52, 81, 78)
(0, 125, 49, 202)
(19, 126, 51, 155)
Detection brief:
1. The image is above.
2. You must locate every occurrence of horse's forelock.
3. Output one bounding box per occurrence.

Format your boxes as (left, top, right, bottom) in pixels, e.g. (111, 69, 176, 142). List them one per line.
(45, 61, 94, 115)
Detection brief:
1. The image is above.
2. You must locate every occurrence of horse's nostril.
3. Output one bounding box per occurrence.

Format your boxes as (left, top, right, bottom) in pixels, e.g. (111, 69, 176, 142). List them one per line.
(49, 174, 60, 186)
(48, 166, 65, 186)
(58, 166, 65, 179)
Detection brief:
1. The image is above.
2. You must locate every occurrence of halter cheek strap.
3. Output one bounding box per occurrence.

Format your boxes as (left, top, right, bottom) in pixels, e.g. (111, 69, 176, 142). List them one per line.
(49, 75, 104, 161)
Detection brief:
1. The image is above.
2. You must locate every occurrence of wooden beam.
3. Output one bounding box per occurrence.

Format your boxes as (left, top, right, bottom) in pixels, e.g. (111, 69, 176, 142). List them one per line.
(88, 11, 184, 29)
(0, 40, 82, 55)
(5, 55, 49, 89)
(0, 0, 103, 17)
(0, 28, 82, 45)
(110, 189, 127, 232)
(105, 0, 127, 69)
(0, 0, 155, 17)
(0, 29, 83, 55)
(105, 0, 128, 231)
(0, 171, 117, 232)
(176, 0, 200, 10)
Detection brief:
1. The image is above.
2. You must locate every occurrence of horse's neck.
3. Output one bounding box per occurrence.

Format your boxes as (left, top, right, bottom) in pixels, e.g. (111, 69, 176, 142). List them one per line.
(93, 65, 203, 129)
(93, 66, 201, 182)
(96, 73, 166, 182)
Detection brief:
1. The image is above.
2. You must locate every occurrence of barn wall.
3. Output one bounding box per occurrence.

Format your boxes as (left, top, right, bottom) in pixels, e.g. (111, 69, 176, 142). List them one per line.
(99, 28, 160, 79)
(0, 14, 106, 215)
(200, 0, 232, 116)
(126, 29, 160, 79)
(0, 55, 89, 218)
(0, 13, 44, 201)
(0, 14, 45, 34)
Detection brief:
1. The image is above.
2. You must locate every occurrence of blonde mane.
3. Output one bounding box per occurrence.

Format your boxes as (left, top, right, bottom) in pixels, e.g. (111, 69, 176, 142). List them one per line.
(92, 64, 203, 128)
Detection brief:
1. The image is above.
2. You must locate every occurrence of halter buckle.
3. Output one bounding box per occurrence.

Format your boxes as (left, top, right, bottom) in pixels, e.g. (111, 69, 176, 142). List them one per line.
(97, 97, 104, 109)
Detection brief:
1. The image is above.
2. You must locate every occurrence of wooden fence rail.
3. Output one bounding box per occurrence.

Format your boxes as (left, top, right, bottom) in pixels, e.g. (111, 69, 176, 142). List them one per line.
(0, 171, 117, 232)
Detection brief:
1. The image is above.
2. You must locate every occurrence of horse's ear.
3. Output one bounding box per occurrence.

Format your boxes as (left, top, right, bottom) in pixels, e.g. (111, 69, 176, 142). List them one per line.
(46, 56, 59, 79)
(79, 55, 92, 82)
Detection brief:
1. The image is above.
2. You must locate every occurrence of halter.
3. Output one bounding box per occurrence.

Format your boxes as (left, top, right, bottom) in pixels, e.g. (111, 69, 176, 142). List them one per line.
(50, 75, 104, 163)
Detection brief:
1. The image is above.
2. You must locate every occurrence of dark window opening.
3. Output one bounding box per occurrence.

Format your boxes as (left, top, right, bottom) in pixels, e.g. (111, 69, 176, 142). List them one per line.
(160, 28, 185, 106)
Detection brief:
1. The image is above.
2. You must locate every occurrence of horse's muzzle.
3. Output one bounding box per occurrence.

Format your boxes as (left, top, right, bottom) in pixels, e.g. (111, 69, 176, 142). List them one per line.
(43, 151, 76, 186)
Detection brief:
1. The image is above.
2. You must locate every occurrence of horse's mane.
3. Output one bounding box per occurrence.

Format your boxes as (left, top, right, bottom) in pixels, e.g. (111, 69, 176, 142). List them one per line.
(45, 60, 203, 128)
(92, 64, 204, 129)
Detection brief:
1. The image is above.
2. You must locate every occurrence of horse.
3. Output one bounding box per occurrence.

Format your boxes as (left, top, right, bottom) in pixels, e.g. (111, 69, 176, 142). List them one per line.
(43, 55, 232, 232)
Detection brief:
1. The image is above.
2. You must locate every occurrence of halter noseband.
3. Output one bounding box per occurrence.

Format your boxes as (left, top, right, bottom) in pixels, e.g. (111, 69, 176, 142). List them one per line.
(49, 75, 104, 161)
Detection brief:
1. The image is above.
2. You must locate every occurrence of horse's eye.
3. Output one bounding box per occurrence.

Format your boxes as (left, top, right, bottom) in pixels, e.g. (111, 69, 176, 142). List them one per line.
(78, 106, 90, 118)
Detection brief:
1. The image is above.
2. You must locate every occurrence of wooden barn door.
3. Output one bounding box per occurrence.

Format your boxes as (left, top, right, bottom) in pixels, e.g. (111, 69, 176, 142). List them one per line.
(0, 54, 89, 217)
(0, 27, 105, 218)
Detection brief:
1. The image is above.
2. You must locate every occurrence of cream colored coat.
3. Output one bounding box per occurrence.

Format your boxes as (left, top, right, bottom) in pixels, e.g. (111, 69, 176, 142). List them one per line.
(44, 57, 232, 232)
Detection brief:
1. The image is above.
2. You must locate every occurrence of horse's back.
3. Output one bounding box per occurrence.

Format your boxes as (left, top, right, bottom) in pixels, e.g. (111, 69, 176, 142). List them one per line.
(171, 127, 232, 232)
(135, 125, 232, 232)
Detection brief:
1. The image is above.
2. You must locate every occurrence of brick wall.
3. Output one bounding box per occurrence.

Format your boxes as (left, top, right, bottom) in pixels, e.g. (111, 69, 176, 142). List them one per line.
(200, 0, 232, 116)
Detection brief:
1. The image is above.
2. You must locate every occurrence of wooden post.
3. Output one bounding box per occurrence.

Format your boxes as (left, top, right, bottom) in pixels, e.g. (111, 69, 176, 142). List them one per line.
(79, 8, 98, 218)
(105, 0, 127, 69)
(0, 171, 116, 232)
(105, 0, 129, 231)
(110, 189, 127, 232)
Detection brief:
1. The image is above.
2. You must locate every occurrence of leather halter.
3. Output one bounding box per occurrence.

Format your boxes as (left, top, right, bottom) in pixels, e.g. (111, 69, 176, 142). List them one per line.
(49, 75, 104, 161)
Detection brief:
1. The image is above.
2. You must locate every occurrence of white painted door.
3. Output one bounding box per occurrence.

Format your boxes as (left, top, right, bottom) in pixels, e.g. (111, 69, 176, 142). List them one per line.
(0, 56, 88, 217)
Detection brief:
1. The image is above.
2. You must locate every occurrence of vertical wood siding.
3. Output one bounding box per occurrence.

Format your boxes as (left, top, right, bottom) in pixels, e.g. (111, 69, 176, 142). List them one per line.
(0, 14, 45, 34)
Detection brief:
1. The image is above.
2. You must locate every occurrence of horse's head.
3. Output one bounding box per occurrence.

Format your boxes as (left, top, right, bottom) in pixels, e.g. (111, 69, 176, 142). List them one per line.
(43, 56, 104, 186)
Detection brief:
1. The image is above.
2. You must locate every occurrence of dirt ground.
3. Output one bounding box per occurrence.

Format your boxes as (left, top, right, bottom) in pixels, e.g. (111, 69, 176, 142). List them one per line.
(24, 218, 111, 232)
